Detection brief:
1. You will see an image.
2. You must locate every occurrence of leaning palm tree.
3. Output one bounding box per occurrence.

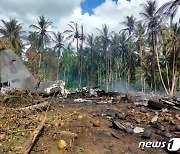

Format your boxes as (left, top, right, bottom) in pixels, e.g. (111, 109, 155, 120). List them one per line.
(0, 18, 25, 55)
(53, 32, 66, 79)
(159, 0, 180, 24)
(161, 23, 180, 95)
(29, 15, 52, 69)
(140, 0, 162, 92)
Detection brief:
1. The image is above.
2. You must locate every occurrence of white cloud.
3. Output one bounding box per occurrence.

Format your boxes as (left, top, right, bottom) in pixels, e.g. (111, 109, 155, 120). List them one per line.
(0, 0, 179, 37)
(56, 0, 180, 36)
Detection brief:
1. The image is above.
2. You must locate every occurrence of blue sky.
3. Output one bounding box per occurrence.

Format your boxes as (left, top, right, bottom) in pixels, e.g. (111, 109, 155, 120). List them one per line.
(81, 0, 119, 15)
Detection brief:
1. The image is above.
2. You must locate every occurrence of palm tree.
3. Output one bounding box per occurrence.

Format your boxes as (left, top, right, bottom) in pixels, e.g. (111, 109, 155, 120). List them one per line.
(86, 34, 95, 84)
(27, 31, 39, 49)
(59, 47, 75, 83)
(135, 21, 146, 66)
(64, 21, 80, 53)
(29, 16, 52, 48)
(79, 24, 85, 87)
(159, 0, 180, 24)
(53, 32, 66, 79)
(64, 21, 84, 87)
(134, 21, 146, 91)
(109, 34, 120, 89)
(97, 24, 113, 90)
(121, 15, 136, 36)
(120, 15, 136, 84)
(140, 0, 162, 92)
(26, 31, 40, 75)
(0, 18, 25, 55)
(53, 32, 66, 57)
(119, 31, 133, 85)
(94, 36, 103, 86)
(161, 23, 180, 95)
(29, 15, 52, 69)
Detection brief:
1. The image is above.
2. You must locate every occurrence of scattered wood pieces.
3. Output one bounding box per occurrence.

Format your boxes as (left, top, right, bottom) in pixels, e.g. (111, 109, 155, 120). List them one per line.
(19, 116, 46, 154)
(16, 101, 49, 113)
(112, 120, 126, 131)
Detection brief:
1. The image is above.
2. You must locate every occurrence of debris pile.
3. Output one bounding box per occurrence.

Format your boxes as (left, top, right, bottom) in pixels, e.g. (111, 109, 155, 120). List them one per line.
(0, 87, 179, 153)
(0, 89, 50, 154)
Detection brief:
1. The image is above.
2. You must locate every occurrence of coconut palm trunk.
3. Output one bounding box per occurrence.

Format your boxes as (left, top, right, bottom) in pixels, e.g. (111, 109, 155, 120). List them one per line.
(152, 31, 157, 92)
(170, 46, 178, 95)
(57, 56, 60, 80)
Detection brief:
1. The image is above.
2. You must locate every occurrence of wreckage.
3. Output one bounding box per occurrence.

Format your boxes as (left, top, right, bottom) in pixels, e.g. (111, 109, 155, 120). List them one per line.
(0, 49, 66, 96)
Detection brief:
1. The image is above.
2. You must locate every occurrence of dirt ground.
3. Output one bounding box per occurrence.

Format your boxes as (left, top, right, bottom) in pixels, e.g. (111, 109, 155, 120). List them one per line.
(0, 91, 180, 154)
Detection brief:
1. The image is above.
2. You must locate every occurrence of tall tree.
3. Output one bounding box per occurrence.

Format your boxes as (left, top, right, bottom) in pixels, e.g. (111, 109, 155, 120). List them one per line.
(53, 32, 66, 79)
(29, 15, 52, 70)
(27, 31, 39, 49)
(134, 21, 146, 91)
(59, 47, 75, 83)
(121, 15, 136, 84)
(64, 21, 84, 88)
(97, 24, 113, 90)
(161, 23, 180, 95)
(121, 15, 136, 36)
(86, 34, 95, 85)
(0, 19, 25, 55)
(140, 0, 162, 92)
(79, 24, 85, 87)
(159, 0, 180, 24)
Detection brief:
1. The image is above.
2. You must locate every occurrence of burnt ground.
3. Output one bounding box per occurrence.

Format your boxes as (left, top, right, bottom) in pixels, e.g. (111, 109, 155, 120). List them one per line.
(0, 91, 180, 154)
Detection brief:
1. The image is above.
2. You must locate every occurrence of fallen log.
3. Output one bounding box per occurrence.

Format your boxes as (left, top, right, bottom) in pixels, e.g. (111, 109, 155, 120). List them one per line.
(19, 116, 46, 154)
(148, 99, 168, 110)
(161, 99, 175, 106)
(16, 101, 49, 112)
(160, 100, 180, 110)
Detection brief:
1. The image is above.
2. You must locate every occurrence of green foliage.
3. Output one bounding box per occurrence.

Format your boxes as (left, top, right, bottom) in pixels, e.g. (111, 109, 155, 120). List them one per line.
(1, 2, 179, 94)
(0, 38, 14, 51)
(0, 19, 25, 55)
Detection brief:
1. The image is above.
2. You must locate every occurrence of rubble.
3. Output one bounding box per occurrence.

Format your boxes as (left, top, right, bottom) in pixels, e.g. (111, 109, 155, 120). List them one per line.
(151, 115, 158, 123)
(113, 120, 126, 131)
(134, 127, 145, 133)
(0, 49, 68, 97)
(74, 98, 92, 103)
(0, 86, 180, 153)
(142, 129, 152, 139)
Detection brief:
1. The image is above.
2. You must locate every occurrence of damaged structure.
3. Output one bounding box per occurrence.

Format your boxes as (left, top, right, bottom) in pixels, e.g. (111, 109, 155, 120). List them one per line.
(0, 49, 67, 96)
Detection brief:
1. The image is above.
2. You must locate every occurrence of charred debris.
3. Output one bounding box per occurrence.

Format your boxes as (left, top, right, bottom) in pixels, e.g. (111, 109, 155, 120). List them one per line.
(0, 85, 180, 153)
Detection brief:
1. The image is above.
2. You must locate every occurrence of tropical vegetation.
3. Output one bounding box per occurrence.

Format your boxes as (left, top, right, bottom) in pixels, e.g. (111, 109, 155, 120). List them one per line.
(0, 0, 179, 95)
